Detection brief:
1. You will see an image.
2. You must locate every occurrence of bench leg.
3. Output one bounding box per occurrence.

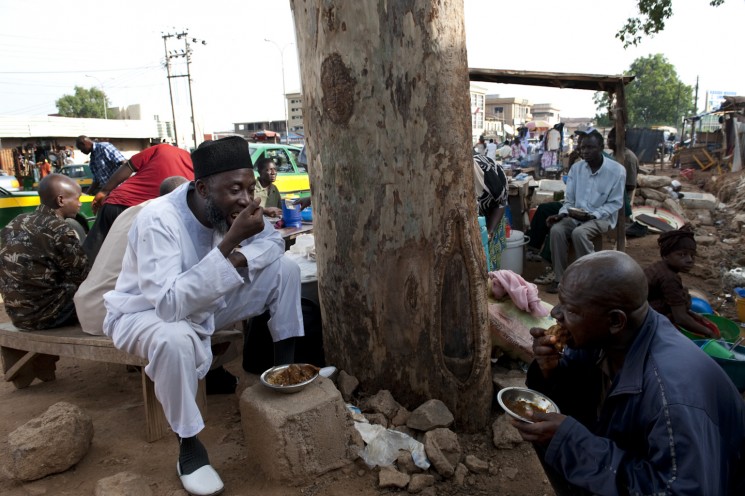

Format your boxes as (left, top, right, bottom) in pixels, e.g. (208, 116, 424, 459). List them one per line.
(141, 370, 170, 443)
(139, 369, 208, 443)
(1, 347, 36, 389)
(33, 354, 59, 382)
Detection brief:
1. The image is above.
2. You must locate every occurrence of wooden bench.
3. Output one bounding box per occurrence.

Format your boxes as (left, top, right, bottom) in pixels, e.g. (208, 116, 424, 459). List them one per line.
(0, 322, 242, 442)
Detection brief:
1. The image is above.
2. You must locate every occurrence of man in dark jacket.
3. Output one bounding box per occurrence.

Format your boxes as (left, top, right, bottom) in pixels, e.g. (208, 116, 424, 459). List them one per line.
(512, 251, 745, 495)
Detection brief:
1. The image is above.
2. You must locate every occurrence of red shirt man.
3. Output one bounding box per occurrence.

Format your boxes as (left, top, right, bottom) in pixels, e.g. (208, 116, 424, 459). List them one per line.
(105, 144, 193, 207)
(82, 144, 194, 262)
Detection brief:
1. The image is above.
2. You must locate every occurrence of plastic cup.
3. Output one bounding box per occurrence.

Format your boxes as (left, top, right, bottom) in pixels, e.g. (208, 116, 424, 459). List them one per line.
(700, 340, 735, 360)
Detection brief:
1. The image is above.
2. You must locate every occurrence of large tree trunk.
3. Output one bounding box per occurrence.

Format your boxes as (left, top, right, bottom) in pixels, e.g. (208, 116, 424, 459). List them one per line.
(291, 0, 491, 430)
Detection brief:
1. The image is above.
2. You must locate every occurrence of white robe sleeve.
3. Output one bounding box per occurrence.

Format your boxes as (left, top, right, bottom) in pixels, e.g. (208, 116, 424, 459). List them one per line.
(136, 215, 244, 324)
(235, 218, 285, 282)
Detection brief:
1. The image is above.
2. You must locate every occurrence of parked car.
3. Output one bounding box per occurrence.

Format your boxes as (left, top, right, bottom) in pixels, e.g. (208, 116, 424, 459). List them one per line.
(0, 186, 95, 238)
(60, 164, 94, 188)
(0, 173, 21, 192)
(249, 144, 309, 197)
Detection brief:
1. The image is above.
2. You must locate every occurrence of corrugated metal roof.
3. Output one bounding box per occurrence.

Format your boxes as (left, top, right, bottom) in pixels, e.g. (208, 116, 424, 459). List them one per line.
(0, 116, 159, 139)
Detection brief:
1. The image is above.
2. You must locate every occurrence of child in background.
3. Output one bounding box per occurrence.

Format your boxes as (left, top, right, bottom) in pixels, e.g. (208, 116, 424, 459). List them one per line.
(644, 225, 718, 338)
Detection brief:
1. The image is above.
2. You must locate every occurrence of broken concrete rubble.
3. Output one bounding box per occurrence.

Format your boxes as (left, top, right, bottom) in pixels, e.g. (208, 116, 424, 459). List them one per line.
(406, 399, 455, 431)
(423, 428, 462, 478)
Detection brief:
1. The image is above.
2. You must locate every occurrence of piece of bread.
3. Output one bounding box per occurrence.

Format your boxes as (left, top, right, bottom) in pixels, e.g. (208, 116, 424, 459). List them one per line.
(545, 324, 569, 353)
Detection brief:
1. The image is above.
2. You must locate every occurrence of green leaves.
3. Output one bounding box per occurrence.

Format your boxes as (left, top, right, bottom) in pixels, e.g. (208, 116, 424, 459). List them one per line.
(55, 86, 109, 118)
(593, 54, 693, 128)
(617, 0, 724, 48)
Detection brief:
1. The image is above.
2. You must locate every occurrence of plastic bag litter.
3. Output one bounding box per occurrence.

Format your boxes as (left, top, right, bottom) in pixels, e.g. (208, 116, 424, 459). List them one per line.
(353, 422, 430, 470)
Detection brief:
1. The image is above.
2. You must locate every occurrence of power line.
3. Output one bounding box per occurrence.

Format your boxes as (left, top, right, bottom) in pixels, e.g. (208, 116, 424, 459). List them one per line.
(0, 64, 161, 75)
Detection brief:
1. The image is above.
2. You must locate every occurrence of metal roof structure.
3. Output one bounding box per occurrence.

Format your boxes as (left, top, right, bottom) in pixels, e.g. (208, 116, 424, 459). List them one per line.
(0, 116, 159, 139)
(468, 68, 635, 93)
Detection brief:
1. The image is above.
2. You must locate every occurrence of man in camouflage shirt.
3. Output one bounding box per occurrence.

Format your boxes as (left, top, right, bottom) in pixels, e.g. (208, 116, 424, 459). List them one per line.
(0, 174, 89, 329)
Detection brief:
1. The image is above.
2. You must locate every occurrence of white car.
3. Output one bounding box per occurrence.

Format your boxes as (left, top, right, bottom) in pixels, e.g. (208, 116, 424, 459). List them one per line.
(0, 172, 21, 192)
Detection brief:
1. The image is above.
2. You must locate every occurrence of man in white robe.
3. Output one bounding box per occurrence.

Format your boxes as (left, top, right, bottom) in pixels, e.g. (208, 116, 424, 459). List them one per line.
(103, 136, 304, 496)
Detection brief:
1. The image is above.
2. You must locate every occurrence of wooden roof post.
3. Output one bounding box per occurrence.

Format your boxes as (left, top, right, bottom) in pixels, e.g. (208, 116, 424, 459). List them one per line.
(614, 80, 627, 253)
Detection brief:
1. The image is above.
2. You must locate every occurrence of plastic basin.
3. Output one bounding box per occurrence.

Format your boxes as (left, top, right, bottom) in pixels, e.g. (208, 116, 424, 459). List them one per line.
(693, 340, 745, 391)
(701, 314, 741, 341)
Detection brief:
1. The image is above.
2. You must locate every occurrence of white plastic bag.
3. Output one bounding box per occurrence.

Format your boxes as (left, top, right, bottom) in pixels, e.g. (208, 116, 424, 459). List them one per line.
(354, 422, 430, 470)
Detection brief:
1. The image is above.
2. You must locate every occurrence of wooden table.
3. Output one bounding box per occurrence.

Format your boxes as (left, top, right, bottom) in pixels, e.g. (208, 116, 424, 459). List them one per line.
(277, 222, 313, 249)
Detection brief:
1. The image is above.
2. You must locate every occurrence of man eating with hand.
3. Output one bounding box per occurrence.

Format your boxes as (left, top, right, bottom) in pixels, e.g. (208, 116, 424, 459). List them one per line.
(103, 136, 304, 496)
(511, 251, 745, 495)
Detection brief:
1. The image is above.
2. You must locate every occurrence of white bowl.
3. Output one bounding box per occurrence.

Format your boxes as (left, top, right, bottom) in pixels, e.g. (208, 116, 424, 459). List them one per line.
(497, 387, 560, 423)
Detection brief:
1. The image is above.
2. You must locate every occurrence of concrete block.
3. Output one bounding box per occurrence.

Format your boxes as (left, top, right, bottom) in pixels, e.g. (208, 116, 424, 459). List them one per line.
(240, 377, 360, 484)
(679, 192, 717, 211)
(532, 190, 557, 206)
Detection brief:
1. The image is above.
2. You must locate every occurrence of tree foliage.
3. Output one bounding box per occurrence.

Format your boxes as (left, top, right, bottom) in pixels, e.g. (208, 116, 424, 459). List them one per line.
(617, 0, 725, 47)
(55, 86, 109, 118)
(594, 54, 693, 128)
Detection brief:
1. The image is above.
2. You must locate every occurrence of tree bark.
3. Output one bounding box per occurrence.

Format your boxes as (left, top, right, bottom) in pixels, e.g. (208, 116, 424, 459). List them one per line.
(291, 0, 492, 430)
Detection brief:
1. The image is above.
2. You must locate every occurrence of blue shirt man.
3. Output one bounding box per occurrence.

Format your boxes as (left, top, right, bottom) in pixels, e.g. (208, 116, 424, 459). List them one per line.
(75, 135, 127, 194)
(544, 130, 625, 293)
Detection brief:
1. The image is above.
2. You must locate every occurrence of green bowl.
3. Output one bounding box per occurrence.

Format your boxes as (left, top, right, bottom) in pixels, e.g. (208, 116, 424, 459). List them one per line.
(701, 314, 741, 341)
(693, 340, 745, 391)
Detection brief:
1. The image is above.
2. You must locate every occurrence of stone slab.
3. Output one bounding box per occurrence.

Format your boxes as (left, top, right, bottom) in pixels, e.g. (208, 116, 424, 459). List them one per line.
(679, 192, 717, 211)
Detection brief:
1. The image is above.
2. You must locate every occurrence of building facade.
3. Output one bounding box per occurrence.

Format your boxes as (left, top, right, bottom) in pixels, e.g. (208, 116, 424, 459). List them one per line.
(470, 84, 487, 142)
(286, 92, 304, 134)
(530, 103, 561, 126)
(485, 95, 533, 131)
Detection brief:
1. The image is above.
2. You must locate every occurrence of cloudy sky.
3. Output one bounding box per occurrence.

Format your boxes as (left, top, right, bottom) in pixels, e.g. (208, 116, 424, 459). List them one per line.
(0, 0, 742, 131)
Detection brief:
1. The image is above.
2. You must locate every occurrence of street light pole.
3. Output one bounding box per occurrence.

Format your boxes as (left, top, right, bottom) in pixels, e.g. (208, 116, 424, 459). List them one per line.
(85, 74, 107, 119)
(264, 39, 294, 144)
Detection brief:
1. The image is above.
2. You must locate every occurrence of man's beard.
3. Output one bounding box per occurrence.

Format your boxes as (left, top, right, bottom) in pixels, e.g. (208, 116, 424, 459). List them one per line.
(205, 195, 229, 235)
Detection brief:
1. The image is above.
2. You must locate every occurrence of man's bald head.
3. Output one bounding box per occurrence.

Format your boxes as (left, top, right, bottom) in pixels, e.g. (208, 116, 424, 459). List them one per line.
(38, 174, 78, 207)
(159, 176, 188, 196)
(562, 251, 648, 314)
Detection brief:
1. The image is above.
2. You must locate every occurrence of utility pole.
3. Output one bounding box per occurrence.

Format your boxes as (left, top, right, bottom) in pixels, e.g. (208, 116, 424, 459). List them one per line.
(162, 35, 179, 147)
(162, 30, 207, 150)
(264, 39, 294, 144)
(691, 75, 699, 145)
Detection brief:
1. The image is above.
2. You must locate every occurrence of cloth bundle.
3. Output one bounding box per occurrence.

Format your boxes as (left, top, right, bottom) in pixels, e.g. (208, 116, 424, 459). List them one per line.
(488, 270, 549, 317)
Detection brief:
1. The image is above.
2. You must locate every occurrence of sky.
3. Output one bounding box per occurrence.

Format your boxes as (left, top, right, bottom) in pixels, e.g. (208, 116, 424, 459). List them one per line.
(0, 0, 743, 132)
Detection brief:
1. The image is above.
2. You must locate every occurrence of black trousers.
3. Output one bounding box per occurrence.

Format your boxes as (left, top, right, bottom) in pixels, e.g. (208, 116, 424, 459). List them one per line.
(82, 203, 129, 264)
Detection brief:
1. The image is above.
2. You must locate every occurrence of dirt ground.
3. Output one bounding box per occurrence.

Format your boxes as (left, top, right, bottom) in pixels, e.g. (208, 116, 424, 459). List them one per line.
(0, 163, 743, 496)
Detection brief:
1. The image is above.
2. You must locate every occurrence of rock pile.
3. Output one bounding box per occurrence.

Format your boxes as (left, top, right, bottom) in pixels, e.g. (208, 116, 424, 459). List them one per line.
(342, 370, 525, 493)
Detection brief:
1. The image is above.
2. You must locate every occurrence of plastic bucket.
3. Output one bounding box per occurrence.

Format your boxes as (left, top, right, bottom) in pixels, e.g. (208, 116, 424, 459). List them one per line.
(501, 230, 530, 275)
(281, 199, 302, 228)
(736, 297, 745, 323)
(699, 340, 735, 360)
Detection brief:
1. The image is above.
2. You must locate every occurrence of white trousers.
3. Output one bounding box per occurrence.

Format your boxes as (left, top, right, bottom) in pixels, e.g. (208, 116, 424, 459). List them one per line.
(107, 256, 304, 438)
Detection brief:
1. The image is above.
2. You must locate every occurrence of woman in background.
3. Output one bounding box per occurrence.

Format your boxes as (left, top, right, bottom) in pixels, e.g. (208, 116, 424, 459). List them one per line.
(473, 154, 509, 271)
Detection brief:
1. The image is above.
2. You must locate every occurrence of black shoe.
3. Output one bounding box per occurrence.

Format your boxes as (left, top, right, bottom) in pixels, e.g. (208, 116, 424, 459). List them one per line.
(205, 366, 238, 395)
(625, 221, 648, 239)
